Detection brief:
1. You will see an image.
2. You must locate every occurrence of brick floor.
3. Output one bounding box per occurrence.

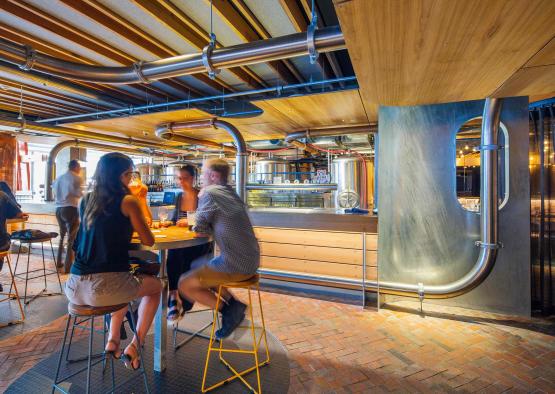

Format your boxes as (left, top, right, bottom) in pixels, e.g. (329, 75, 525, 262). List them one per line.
(1, 254, 555, 393)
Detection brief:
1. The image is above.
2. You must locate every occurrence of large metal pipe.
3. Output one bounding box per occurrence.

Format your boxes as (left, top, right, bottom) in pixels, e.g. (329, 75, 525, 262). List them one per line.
(45, 140, 150, 201)
(0, 26, 344, 84)
(284, 124, 377, 153)
(156, 119, 247, 201)
(155, 123, 236, 153)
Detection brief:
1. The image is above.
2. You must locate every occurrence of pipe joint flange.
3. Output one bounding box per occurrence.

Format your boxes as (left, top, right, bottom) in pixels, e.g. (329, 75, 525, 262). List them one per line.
(202, 43, 220, 80)
(477, 144, 499, 151)
(307, 23, 319, 64)
(475, 241, 503, 249)
(19, 45, 37, 71)
(133, 61, 150, 84)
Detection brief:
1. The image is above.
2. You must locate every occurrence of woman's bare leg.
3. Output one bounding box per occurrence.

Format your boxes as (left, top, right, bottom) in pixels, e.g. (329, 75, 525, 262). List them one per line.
(107, 305, 128, 354)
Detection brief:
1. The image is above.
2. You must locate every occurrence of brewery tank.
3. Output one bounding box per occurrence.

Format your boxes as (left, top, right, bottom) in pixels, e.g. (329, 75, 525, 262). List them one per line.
(331, 155, 367, 209)
(252, 158, 291, 183)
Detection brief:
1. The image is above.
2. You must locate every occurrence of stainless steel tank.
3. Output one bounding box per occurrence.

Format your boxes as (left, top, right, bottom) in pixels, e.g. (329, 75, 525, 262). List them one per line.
(252, 158, 291, 184)
(136, 163, 163, 184)
(331, 155, 367, 209)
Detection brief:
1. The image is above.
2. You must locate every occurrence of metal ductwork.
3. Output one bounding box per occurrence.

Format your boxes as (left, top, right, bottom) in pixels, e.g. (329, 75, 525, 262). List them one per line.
(45, 140, 152, 201)
(156, 119, 247, 201)
(0, 26, 344, 84)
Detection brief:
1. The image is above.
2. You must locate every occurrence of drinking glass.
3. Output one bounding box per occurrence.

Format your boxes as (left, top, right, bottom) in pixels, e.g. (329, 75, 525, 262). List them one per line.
(187, 211, 196, 231)
(158, 206, 169, 226)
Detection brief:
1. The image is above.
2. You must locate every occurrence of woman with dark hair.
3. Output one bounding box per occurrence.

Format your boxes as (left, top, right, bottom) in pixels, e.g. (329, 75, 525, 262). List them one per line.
(166, 165, 213, 322)
(65, 152, 162, 370)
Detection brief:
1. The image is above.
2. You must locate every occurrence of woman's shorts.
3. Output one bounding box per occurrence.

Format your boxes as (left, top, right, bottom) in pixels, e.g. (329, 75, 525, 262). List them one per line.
(65, 272, 142, 307)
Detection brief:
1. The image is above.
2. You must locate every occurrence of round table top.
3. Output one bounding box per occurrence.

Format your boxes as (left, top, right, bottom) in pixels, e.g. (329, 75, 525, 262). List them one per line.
(129, 226, 210, 251)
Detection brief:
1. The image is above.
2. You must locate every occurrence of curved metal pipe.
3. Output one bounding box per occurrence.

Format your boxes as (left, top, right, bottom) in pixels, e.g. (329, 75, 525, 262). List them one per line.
(366, 98, 503, 299)
(155, 123, 236, 153)
(0, 26, 345, 84)
(45, 140, 149, 201)
(0, 117, 188, 153)
(156, 119, 248, 201)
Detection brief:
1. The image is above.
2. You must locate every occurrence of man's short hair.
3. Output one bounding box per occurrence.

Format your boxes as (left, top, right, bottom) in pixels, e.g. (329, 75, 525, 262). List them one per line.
(205, 158, 230, 183)
(68, 159, 80, 171)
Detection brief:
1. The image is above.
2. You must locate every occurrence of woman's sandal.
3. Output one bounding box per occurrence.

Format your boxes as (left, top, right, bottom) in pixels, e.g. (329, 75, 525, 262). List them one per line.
(104, 339, 122, 360)
(167, 296, 183, 322)
(121, 342, 141, 371)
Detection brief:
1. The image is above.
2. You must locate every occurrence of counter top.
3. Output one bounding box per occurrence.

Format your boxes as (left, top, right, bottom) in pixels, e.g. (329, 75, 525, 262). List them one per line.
(248, 208, 377, 233)
(20, 202, 57, 215)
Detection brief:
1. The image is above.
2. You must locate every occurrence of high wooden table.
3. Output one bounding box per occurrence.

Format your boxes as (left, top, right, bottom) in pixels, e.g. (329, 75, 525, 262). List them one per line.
(130, 226, 211, 373)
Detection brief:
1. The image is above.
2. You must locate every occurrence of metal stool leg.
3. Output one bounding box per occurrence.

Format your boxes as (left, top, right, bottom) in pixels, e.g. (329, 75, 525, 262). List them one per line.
(23, 242, 31, 305)
(41, 242, 47, 290)
(0, 252, 25, 326)
(50, 240, 63, 293)
(52, 315, 72, 394)
(8, 243, 22, 296)
(85, 316, 94, 394)
(256, 283, 270, 365)
(247, 287, 261, 394)
(201, 286, 223, 393)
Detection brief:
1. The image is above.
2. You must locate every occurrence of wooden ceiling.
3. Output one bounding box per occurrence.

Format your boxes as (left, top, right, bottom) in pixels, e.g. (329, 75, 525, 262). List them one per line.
(67, 89, 371, 143)
(334, 0, 555, 111)
(0, 0, 352, 120)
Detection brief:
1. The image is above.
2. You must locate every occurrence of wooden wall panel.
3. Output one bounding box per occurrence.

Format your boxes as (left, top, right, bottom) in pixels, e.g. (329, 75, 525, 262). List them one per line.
(260, 241, 363, 265)
(261, 255, 377, 280)
(255, 227, 364, 249)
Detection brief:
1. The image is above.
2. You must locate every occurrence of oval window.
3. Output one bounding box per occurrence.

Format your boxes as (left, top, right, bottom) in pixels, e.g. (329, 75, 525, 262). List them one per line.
(455, 117, 509, 212)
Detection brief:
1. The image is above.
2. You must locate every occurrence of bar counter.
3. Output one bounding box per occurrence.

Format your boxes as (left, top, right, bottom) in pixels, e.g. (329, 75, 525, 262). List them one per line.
(20, 203, 378, 292)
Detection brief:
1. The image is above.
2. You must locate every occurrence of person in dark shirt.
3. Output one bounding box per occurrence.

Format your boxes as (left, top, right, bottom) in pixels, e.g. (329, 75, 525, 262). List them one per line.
(65, 153, 161, 370)
(0, 188, 26, 292)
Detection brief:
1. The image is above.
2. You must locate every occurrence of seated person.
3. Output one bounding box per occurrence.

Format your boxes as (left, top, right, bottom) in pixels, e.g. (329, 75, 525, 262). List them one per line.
(65, 153, 162, 370)
(167, 165, 213, 322)
(0, 184, 27, 292)
(178, 159, 260, 339)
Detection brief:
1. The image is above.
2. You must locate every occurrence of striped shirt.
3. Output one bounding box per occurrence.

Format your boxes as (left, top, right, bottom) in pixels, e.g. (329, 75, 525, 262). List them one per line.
(194, 184, 259, 275)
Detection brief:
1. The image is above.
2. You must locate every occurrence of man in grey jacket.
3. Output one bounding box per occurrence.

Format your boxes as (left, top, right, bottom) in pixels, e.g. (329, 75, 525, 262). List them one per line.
(53, 160, 83, 273)
(178, 158, 260, 339)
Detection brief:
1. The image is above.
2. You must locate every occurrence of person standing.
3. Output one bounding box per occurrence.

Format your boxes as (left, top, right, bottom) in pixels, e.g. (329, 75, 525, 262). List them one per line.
(53, 159, 83, 273)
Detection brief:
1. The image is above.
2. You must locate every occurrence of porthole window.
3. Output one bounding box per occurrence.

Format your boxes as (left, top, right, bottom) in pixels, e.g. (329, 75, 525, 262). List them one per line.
(455, 117, 509, 212)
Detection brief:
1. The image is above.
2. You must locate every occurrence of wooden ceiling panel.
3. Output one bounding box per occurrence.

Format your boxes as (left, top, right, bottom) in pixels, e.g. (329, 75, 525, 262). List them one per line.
(334, 0, 555, 106)
(66, 90, 369, 143)
(526, 38, 555, 68)
(494, 65, 555, 98)
(255, 89, 372, 126)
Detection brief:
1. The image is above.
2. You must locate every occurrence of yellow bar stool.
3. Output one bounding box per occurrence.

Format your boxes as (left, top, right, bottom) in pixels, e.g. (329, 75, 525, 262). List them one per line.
(0, 250, 25, 327)
(202, 274, 270, 394)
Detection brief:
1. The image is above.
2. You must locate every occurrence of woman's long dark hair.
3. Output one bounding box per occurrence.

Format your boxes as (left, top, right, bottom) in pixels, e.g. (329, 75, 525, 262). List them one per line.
(83, 152, 134, 228)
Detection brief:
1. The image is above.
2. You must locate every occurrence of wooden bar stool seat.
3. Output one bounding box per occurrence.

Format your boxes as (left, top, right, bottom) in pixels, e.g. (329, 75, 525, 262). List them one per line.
(202, 274, 270, 394)
(0, 250, 25, 327)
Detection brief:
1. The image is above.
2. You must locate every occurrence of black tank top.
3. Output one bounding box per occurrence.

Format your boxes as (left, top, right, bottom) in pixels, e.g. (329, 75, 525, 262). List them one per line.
(71, 194, 133, 275)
